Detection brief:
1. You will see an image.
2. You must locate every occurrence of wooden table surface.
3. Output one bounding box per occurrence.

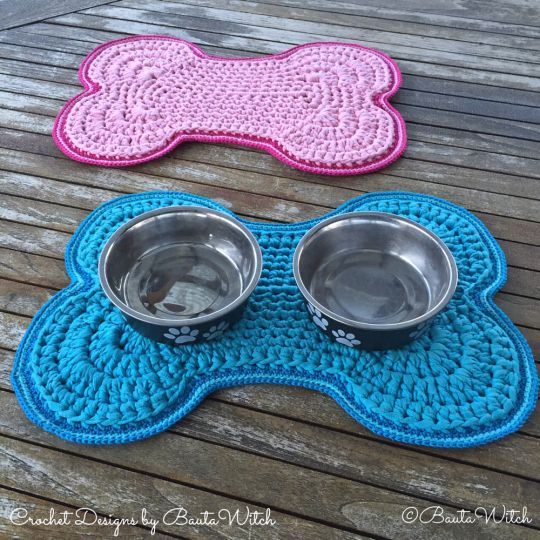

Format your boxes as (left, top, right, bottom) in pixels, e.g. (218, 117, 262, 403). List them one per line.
(0, 1, 539, 538)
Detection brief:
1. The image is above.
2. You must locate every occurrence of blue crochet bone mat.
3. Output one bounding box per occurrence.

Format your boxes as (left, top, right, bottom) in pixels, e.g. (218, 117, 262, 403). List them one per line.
(12, 191, 538, 447)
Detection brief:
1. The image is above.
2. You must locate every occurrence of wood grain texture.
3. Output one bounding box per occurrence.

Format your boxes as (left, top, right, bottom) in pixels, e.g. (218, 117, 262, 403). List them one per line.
(251, 0, 540, 35)
(159, 0, 540, 51)
(0, 1, 539, 537)
(0, 390, 536, 539)
(117, 0, 540, 66)
(39, 11, 540, 90)
(0, 487, 175, 538)
(0, 0, 115, 31)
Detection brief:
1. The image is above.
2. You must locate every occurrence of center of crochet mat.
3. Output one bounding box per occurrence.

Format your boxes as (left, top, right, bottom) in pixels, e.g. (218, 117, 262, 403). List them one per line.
(12, 192, 537, 447)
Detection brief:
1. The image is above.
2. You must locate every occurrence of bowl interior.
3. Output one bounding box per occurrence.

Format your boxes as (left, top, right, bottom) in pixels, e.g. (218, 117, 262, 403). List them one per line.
(295, 213, 456, 328)
(100, 207, 261, 323)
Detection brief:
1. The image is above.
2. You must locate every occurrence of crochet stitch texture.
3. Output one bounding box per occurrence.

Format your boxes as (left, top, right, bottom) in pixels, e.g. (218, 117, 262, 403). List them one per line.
(53, 36, 406, 176)
(12, 191, 537, 447)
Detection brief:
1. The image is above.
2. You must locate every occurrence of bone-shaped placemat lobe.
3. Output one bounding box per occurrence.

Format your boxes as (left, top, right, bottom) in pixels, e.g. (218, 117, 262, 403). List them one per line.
(53, 36, 406, 175)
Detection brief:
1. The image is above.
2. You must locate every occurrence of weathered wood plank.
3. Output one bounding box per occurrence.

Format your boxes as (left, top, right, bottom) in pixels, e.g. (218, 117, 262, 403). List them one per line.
(79, 4, 540, 80)
(0, 73, 77, 101)
(120, 0, 540, 75)
(158, 0, 540, 51)
(2, 125, 539, 215)
(0, 247, 68, 289)
(0, 0, 116, 31)
(0, 27, 106, 55)
(220, 379, 540, 441)
(496, 293, 540, 330)
(252, 0, 540, 36)
(0, 434, 361, 540)
(2, 150, 540, 274)
(177, 398, 540, 482)
(0, 485, 175, 539)
(499, 241, 540, 273)
(0, 42, 84, 68)
(0, 220, 70, 259)
(0, 278, 54, 317)
(398, 104, 540, 143)
(2, 152, 540, 277)
(0, 391, 537, 539)
(0, 311, 30, 350)
(9, 23, 540, 107)
(44, 12, 540, 90)
(0, 193, 85, 233)
(1, 169, 118, 210)
(1, 132, 539, 226)
(0, 348, 11, 388)
(0, 57, 77, 86)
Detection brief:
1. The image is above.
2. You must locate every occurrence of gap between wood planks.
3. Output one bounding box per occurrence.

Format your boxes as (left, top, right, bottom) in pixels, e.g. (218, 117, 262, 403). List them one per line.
(1, 143, 539, 292)
(1, 46, 539, 138)
(0, 484, 180, 538)
(107, 0, 540, 66)
(13, 9, 532, 92)
(1, 118, 539, 220)
(157, 0, 540, 51)
(3, 24, 540, 110)
(1, 131, 539, 250)
(0, 39, 537, 127)
(245, 0, 540, 37)
(0, 92, 539, 205)
(38, 11, 540, 93)
(1, 4, 540, 536)
(0, 0, 118, 32)
(1, 350, 540, 537)
(0, 436, 369, 539)
(2, 145, 540, 278)
(77, 1, 540, 76)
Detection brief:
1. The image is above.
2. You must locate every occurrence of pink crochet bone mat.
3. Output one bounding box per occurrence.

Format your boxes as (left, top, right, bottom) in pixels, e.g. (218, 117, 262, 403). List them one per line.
(53, 36, 407, 176)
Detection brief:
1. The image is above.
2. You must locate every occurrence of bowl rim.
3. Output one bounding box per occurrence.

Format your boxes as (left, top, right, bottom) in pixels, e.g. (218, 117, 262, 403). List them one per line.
(293, 211, 458, 331)
(98, 205, 263, 327)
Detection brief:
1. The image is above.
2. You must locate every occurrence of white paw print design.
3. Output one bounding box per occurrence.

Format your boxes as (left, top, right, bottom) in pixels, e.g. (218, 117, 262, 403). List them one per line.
(164, 326, 199, 344)
(332, 329, 361, 347)
(203, 321, 229, 340)
(307, 303, 328, 330)
(409, 321, 430, 339)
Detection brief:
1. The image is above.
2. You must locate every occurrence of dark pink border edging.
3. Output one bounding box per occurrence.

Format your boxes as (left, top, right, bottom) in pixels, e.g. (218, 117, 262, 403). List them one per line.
(52, 35, 407, 176)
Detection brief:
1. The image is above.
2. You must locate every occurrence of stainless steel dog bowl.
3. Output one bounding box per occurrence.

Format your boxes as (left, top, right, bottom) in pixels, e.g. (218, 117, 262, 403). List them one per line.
(293, 212, 458, 350)
(99, 206, 262, 344)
